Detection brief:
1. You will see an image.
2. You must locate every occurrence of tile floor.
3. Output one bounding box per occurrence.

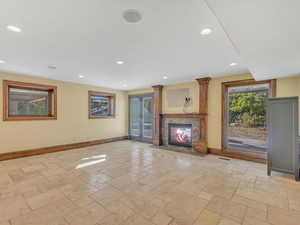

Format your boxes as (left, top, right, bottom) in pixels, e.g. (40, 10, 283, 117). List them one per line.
(0, 140, 300, 225)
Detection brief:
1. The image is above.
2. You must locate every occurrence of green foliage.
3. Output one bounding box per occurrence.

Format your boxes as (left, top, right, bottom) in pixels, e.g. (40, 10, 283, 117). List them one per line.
(17, 99, 48, 115)
(229, 91, 267, 127)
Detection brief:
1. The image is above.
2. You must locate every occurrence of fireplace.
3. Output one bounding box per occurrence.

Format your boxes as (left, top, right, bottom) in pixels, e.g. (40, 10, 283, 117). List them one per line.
(168, 123, 192, 147)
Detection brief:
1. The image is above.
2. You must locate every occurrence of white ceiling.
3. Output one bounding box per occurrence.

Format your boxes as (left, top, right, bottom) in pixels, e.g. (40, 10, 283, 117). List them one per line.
(207, 0, 300, 81)
(0, 0, 298, 90)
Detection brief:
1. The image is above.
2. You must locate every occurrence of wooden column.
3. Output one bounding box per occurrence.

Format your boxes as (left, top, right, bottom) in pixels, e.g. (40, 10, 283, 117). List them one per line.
(152, 85, 163, 146)
(196, 77, 211, 154)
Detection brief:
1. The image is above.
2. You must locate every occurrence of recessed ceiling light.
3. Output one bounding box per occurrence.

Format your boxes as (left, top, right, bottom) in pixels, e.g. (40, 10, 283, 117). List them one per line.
(200, 28, 212, 36)
(116, 61, 124, 65)
(163, 76, 168, 80)
(78, 74, 85, 78)
(48, 65, 57, 69)
(230, 62, 238, 66)
(122, 84, 128, 87)
(7, 25, 22, 33)
(0, 59, 6, 64)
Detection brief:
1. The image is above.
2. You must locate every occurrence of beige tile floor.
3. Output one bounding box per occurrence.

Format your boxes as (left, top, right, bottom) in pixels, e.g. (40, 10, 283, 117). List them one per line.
(0, 140, 300, 225)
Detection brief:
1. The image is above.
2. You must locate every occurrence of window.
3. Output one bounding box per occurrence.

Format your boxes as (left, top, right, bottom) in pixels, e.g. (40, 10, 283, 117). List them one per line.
(222, 79, 276, 159)
(3, 80, 57, 121)
(88, 91, 116, 119)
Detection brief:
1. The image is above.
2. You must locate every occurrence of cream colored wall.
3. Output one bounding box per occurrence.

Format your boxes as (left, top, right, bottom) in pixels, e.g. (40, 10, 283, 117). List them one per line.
(276, 75, 300, 133)
(276, 76, 300, 98)
(127, 88, 153, 96)
(0, 72, 128, 154)
(128, 82, 199, 113)
(129, 73, 300, 149)
(128, 74, 254, 149)
(207, 73, 253, 149)
(3, 71, 299, 155)
(208, 74, 300, 148)
(162, 82, 199, 114)
(127, 73, 300, 150)
(127, 74, 253, 149)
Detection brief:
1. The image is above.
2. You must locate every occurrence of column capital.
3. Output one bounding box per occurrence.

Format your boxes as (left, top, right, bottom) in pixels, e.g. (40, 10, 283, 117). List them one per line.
(196, 77, 211, 85)
(152, 85, 163, 90)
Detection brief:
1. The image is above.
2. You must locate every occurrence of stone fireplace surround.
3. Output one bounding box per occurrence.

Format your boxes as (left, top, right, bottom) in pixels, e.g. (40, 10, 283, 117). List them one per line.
(160, 113, 205, 153)
(152, 77, 211, 154)
(168, 123, 192, 147)
(162, 116, 200, 152)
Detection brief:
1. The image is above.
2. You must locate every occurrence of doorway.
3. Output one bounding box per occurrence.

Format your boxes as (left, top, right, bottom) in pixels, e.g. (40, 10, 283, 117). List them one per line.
(129, 94, 154, 142)
(222, 79, 276, 159)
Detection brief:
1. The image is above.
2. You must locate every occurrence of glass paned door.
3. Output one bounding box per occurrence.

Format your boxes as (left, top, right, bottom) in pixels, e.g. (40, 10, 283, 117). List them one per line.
(142, 97, 153, 139)
(224, 83, 270, 152)
(129, 94, 153, 142)
(130, 97, 142, 137)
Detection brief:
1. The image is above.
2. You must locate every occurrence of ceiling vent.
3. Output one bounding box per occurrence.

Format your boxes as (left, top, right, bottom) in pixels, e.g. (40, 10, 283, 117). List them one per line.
(123, 9, 142, 23)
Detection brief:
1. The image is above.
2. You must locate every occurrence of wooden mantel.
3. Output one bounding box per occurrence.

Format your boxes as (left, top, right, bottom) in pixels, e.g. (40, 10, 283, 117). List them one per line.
(160, 113, 207, 118)
(152, 78, 211, 153)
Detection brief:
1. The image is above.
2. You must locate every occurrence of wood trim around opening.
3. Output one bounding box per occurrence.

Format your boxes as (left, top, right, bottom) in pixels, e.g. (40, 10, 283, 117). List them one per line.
(0, 136, 128, 161)
(88, 91, 116, 119)
(3, 80, 57, 121)
(221, 79, 276, 160)
(195, 77, 211, 154)
(152, 85, 163, 146)
(160, 113, 207, 118)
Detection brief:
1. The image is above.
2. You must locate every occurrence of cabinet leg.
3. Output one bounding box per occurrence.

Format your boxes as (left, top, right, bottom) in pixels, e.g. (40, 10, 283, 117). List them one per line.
(267, 168, 271, 176)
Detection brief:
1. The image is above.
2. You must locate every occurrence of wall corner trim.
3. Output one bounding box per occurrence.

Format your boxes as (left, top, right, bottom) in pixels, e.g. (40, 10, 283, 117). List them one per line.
(195, 77, 211, 154)
(152, 85, 163, 146)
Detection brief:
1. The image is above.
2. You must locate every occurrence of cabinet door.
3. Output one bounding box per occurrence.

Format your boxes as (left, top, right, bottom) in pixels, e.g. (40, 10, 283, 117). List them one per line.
(268, 97, 298, 174)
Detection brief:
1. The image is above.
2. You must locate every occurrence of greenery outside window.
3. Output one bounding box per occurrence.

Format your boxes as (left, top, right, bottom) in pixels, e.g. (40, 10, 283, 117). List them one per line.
(3, 80, 57, 121)
(88, 91, 116, 119)
(222, 79, 276, 157)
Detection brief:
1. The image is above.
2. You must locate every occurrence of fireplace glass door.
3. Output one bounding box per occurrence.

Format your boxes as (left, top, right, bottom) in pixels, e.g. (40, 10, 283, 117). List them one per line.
(129, 94, 153, 142)
(168, 123, 192, 147)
